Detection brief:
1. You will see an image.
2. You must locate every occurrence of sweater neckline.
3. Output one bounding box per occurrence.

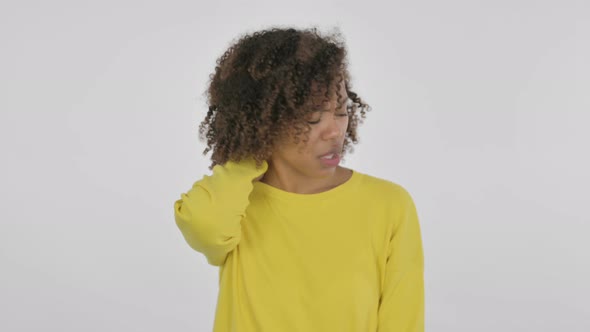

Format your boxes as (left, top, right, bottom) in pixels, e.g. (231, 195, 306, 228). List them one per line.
(253, 169, 363, 202)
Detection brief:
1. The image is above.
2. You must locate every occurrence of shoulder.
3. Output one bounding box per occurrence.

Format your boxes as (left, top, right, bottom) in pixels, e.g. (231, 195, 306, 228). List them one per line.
(355, 171, 414, 205)
(354, 170, 419, 227)
(353, 171, 419, 234)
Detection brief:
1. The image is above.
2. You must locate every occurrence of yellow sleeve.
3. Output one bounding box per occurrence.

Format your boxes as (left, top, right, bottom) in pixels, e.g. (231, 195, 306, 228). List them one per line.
(377, 186, 425, 331)
(173, 158, 268, 266)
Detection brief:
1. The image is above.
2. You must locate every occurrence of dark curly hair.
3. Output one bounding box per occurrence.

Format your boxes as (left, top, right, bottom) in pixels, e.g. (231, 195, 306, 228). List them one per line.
(198, 26, 371, 170)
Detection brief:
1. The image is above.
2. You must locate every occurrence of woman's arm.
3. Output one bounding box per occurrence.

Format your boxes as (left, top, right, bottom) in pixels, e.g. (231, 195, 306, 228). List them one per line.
(377, 186, 425, 331)
(173, 158, 268, 266)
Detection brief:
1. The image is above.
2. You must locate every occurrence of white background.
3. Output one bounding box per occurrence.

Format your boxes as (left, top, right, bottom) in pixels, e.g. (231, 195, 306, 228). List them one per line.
(1, 0, 589, 331)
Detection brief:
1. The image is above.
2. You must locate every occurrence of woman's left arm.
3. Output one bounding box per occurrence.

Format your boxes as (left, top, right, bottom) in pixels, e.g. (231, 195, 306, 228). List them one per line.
(377, 186, 425, 332)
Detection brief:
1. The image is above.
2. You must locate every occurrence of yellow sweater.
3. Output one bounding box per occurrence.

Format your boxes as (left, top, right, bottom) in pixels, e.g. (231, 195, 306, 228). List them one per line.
(173, 158, 424, 332)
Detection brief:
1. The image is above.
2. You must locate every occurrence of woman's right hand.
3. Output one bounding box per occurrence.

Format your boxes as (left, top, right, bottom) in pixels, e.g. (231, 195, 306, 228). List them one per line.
(253, 163, 268, 182)
(252, 159, 269, 182)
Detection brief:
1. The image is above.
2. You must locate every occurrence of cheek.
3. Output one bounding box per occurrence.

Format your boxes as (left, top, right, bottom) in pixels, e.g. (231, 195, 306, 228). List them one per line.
(302, 131, 322, 149)
(281, 131, 321, 158)
(277, 141, 308, 159)
(342, 119, 349, 131)
(282, 140, 315, 160)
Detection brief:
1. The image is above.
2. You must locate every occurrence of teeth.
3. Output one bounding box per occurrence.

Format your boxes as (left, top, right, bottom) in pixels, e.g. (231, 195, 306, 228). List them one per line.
(321, 153, 335, 159)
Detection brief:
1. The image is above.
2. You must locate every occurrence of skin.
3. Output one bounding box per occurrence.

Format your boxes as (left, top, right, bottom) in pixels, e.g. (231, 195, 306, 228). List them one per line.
(257, 82, 353, 194)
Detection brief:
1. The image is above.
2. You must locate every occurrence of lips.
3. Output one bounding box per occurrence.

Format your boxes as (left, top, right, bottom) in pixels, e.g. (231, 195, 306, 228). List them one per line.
(318, 147, 342, 159)
(320, 153, 337, 159)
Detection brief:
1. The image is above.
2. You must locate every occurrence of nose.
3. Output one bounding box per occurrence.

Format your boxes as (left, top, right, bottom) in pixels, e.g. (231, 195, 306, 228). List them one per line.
(321, 115, 345, 140)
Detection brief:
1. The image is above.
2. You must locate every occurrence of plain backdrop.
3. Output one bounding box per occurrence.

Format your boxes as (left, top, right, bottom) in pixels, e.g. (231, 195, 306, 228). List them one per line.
(1, 0, 589, 331)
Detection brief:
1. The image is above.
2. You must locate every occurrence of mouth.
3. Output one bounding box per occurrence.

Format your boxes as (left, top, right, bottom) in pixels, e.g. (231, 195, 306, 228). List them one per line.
(319, 152, 339, 160)
(318, 147, 342, 159)
(318, 151, 341, 167)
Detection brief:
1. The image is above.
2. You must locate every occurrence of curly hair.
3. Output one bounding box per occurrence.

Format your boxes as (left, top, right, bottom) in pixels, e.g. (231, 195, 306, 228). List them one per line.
(198, 26, 371, 170)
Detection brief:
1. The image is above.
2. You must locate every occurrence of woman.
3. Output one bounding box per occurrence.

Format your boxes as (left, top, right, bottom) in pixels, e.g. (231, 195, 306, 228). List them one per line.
(173, 26, 425, 332)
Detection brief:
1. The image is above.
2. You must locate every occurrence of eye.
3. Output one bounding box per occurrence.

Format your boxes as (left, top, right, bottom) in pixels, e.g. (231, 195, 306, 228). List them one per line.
(306, 111, 322, 124)
(307, 113, 348, 125)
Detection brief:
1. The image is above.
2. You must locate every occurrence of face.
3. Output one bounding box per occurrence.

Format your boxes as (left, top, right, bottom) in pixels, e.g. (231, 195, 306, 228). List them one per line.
(268, 82, 350, 178)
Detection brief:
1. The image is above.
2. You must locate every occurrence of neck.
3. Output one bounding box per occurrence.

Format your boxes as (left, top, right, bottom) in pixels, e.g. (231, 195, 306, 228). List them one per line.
(260, 161, 344, 194)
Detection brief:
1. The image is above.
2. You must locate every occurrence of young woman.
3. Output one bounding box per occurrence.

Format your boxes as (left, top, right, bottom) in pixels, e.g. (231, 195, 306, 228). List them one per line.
(173, 27, 425, 332)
